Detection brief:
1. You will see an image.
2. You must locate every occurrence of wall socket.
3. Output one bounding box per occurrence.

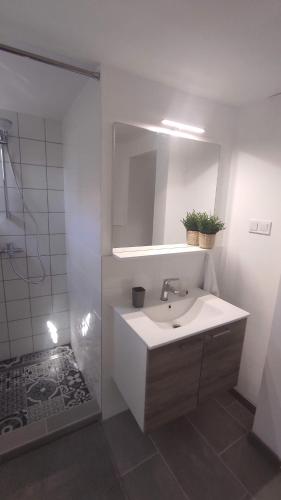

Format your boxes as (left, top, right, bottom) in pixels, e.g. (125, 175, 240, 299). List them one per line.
(249, 219, 272, 235)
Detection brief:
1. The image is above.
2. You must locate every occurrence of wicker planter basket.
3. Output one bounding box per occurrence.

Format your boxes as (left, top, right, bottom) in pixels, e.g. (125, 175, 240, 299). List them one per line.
(186, 230, 199, 246)
(199, 232, 216, 249)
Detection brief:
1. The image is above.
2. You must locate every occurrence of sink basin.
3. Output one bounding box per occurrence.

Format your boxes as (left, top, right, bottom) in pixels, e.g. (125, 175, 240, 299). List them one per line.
(114, 288, 249, 349)
(143, 290, 221, 329)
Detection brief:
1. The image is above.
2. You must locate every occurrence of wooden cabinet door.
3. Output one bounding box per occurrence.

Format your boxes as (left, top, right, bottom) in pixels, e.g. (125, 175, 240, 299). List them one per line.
(199, 319, 246, 403)
(144, 336, 203, 432)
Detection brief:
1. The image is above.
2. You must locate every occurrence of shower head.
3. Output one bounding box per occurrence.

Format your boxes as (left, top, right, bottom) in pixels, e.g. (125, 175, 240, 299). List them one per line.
(0, 118, 12, 144)
(0, 118, 12, 135)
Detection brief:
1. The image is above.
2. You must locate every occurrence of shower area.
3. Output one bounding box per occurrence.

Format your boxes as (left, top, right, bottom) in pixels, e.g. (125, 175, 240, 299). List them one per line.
(0, 50, 101, 453)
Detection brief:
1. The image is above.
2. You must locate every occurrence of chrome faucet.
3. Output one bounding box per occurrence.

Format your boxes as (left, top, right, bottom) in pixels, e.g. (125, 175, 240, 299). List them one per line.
(160, 278, 186, 301)
(0, 242, 22, 257)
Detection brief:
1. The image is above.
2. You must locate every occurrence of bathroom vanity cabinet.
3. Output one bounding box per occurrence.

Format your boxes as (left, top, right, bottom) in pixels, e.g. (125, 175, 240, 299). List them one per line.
(198, 320, 246, 404)
(145, 335, 203, 430)
(113, 314, 247, 432)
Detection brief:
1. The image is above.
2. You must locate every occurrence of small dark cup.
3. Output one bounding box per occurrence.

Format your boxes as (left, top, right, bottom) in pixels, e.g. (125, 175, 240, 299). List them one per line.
(132, 287, 146, 308)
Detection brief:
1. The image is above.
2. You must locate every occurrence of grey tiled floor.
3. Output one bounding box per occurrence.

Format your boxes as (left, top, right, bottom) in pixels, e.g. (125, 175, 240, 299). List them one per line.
(1, 391, 281, 499)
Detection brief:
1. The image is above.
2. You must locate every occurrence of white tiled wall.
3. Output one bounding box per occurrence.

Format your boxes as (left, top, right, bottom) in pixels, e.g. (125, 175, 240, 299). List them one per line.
(0, 109, 70, 360)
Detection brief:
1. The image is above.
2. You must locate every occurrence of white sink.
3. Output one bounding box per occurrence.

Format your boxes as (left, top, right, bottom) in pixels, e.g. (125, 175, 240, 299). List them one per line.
(114, 288, 249, 349)
(143, 289, 222, 329)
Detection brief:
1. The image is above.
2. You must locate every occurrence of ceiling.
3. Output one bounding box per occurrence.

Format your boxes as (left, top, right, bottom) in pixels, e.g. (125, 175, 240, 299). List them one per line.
(0, 0, 281, 105)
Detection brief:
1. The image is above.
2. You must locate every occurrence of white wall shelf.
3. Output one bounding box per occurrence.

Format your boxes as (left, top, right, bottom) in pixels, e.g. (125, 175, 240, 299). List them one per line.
(112, 244, 206, 259)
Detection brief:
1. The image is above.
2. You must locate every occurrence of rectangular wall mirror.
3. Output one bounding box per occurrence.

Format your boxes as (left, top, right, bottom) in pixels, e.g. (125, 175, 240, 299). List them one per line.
(112, 122, 221, 250)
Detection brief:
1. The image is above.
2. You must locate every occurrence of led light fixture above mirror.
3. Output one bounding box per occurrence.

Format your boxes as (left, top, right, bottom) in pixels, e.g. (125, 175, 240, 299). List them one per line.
(146, 125, 198, 140)
(161, 119, 205, 134)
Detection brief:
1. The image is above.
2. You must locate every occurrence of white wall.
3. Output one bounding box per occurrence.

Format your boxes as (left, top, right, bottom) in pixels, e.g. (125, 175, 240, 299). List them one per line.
(100, 65, 237, 418)
(253, 277, 281, 459)
(222, 97, 281, 405)
(63, 79, 102, 406)
(0, 109, 69, 360)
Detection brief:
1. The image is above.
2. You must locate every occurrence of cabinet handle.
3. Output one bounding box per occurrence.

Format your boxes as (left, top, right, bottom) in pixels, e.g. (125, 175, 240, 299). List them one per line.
(212, 329, 231, 339)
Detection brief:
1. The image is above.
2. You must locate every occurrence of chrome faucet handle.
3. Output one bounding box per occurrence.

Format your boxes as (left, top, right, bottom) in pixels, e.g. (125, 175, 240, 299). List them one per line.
(5, 242, 23, 257)
(161, 278, 181, 301)
(163, 278, 180, 284)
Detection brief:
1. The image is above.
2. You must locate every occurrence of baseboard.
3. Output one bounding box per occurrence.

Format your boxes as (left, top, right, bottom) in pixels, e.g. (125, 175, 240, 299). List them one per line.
(230, 388, 256, 415)
(248, 431, 281, 466)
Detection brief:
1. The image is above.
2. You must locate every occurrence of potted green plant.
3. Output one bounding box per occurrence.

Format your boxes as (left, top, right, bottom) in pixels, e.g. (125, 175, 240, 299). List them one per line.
(181, 210, 200, 246)
(197, 212, 225, 249)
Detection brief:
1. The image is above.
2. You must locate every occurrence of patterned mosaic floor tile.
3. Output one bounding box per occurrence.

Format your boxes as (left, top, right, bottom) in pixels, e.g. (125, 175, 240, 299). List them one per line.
(58, 364, 92, 408)
(0, 369, 27, 420)
(0, 345, 93, 436)
(54, 352, 79, 376)
(0, 357, 22, 372)
(27, 395, 65, 423)
(0, 391, 27, 420)
(26, 378, 61, 406)
(0, 410, 27, 434)
(24, 360, 58, 384)
(0, 344, 72, 371)
(62, 384, 92, 408)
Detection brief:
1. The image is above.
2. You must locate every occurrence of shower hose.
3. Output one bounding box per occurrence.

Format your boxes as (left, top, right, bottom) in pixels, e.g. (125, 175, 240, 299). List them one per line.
(2, 142, 46, 285)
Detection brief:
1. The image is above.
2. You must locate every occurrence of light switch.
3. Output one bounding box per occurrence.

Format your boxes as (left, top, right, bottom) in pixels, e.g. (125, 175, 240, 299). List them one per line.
(249, 220, 258, 232)
(249, 219, 272, 236)
(258, 221, 272, 235)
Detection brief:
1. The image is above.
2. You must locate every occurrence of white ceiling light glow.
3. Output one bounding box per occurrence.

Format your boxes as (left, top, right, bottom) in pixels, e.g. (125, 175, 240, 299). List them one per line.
(161, 119, 205, 134)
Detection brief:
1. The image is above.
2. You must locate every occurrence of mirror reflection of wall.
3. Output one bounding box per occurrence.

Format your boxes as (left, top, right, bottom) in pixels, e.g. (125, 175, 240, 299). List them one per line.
(112, 123, 221, 249)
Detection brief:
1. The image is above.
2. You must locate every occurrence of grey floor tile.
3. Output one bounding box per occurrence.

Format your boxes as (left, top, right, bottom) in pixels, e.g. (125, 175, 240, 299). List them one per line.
(225, 401, 254, 431)
(0, 445, 48, 498)
(122, 454, 187, 500)
(42, 468, 119, 500)
(151, 417, 246, 500)
(100, 479, 128, 500)
(254, 473, 281, 499)
(221, 436, 280, 495)
(214, 391, 237, 408)
(2, 482, 46, 500)
(11, 474, 126, 500)
(188, 399, 246, 453)
(0, 419, 46, 457)
(0, 422, 117, 500)
(103, 410, 156, 475)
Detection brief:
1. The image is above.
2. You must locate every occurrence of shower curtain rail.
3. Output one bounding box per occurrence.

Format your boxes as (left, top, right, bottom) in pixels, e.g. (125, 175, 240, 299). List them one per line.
(0, 43, 100, 80)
